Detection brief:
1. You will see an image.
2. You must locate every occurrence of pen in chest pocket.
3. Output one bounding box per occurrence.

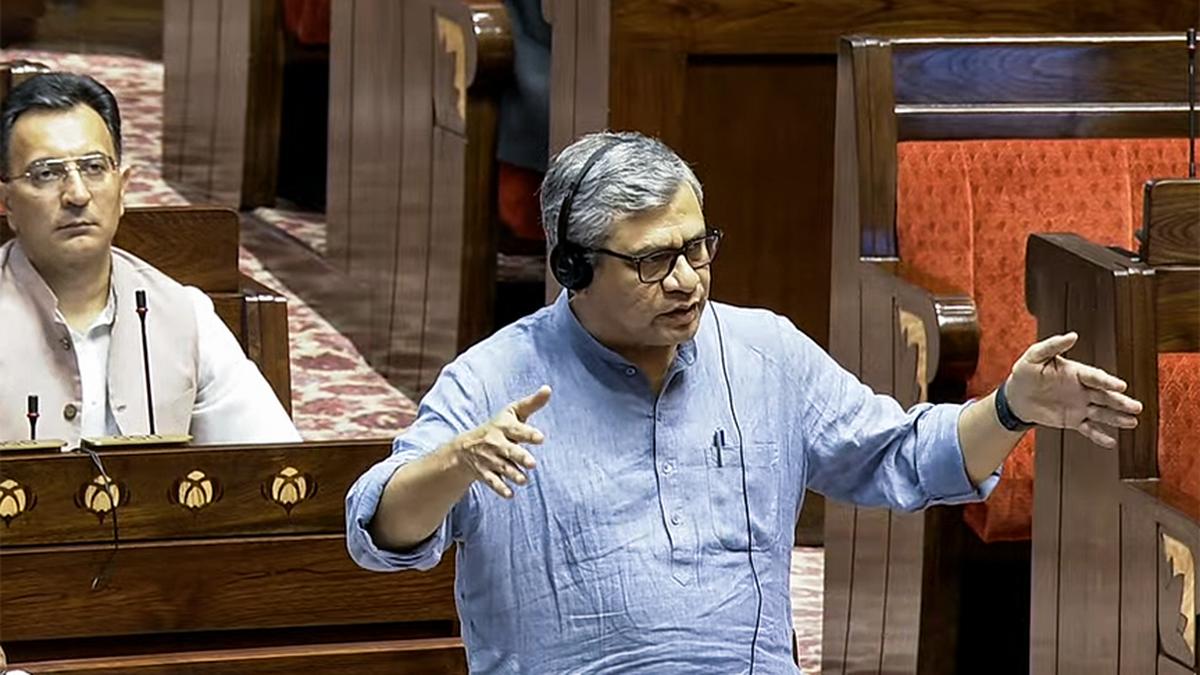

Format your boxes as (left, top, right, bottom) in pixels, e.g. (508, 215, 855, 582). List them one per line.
(712, 428, 726, 467)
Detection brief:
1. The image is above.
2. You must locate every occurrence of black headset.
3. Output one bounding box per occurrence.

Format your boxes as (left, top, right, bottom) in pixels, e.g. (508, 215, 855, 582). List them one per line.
(549, 138, 635, 291)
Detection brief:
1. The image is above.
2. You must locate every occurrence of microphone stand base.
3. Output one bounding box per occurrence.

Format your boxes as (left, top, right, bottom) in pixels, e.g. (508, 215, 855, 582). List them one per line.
(0, 439, 67, 452)
(80, 434, 193, 448)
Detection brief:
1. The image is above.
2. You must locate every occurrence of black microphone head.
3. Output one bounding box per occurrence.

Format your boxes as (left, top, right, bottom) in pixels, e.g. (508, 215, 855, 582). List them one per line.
(135, 289, 147, 316)
(27, 394, 38, 414)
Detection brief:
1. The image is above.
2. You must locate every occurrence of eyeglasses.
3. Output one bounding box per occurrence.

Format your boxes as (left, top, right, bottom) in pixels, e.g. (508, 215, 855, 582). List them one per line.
(2, 153, 117, 190)
(592, 230, 723, 284)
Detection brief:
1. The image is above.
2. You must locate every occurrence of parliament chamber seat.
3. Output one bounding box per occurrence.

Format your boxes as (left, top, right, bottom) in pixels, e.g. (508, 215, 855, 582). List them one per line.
(1026, 178, 1200, 675)
(826, 33, 1198, 674)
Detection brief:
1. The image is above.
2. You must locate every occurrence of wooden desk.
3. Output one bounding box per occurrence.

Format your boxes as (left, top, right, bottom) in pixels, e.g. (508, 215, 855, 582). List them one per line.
(0, 439, 463, 673)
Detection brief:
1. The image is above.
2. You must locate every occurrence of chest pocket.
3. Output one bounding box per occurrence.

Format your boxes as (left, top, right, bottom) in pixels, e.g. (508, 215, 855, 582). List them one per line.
(705, 440, 781, 551)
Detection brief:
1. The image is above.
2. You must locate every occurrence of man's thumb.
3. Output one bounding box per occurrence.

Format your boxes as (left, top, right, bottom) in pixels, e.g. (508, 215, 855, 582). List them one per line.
(512, 385, 552, 421)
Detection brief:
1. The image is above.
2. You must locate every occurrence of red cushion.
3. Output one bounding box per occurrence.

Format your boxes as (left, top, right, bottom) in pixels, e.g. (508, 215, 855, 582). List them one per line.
(896, 138, 1190, 542)
(1157, 353, 1200, 499)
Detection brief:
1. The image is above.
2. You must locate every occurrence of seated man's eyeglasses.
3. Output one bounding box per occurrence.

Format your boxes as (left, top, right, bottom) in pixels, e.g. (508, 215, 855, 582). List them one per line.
(591, 229, 723, 284)
(2, 153, 118, 190)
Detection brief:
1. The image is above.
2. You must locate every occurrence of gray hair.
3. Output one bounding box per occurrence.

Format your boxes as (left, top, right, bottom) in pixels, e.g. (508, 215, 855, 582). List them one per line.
(540, 131, 704, 252)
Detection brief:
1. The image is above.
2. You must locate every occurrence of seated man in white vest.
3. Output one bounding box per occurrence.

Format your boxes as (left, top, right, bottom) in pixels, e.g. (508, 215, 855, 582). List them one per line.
(0, 72, 300, 447)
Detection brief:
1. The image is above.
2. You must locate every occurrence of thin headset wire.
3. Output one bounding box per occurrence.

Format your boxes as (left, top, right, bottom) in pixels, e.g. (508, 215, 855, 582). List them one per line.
(712, 305, 763, 673)
(71, 445, 120, 590)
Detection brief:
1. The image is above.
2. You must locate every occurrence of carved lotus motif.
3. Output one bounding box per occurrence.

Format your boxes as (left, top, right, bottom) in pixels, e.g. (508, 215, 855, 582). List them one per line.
(170, 470, 222, 512)
(0, 478, 35, 526)
(75, 475, 127, 522)
(263, 466, 316, 514)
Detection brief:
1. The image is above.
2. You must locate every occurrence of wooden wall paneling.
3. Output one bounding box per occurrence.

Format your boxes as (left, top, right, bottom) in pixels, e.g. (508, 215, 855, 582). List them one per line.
(682, 54, 837, 347)
(175, 0, 219, 199)
(325, 0, 354, 273)
(160, 0, 191, 184)
(12, 638, 466, 675)
(1119, 483, 1161, 675)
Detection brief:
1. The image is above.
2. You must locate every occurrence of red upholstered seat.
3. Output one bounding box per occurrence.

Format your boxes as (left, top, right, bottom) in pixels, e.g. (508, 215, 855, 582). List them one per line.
(1157, 352, 1200, 501)
(896, 138, 1196, 541)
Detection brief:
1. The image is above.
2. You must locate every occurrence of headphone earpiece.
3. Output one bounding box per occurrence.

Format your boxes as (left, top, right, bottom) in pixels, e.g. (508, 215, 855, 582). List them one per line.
(549, 136, 634, 292)
(549, 242, 593, 291)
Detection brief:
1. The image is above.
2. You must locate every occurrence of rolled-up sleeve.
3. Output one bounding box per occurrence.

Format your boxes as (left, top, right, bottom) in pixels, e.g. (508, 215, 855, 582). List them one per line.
(785, 317, 999, 511)
(345, 362, 487, 572)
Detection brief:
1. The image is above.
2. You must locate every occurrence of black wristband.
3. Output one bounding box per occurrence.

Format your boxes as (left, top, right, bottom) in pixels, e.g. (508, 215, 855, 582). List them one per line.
(995, 380, 1036, 432)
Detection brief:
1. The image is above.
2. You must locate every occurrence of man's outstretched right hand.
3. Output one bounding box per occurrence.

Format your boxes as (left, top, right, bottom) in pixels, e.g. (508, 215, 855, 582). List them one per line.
(451, 385, 551, 498)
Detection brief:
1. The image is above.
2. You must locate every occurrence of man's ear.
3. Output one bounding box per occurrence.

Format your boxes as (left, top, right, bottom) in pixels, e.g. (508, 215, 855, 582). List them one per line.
(117, 164, 132, 218)
(0, 182, 14, 234)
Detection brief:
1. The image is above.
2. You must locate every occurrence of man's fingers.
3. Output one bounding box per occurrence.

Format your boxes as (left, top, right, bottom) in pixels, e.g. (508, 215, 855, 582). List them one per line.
(497, 439, 538, 469)
(1076, 364, 1128, 394)
(481, 454, 529, 486)
(1086, 387, 1143, 415)
(478, 469, 514, 499)
(1024, 332, 1079, 364)
(1086, 405, 1139, 430)
(501, 420, 545, 446)
(511, 385, 552, 422)
(1078, 421, 1118, 449)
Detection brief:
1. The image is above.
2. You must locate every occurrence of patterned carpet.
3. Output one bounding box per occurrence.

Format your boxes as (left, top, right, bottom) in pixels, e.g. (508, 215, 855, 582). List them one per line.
(0, 48, 823, 671)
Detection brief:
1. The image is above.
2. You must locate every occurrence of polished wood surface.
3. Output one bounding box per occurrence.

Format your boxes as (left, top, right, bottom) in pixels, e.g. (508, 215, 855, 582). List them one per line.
(161, 0, 283, 208)
(298, 0, 504, 396)
(1144, 179, 1200, 266)
(0, 440, 461, 672)
(825, 31, 1199, 675)
(12, 638, 466, 675)
(0, 207, 292, 411)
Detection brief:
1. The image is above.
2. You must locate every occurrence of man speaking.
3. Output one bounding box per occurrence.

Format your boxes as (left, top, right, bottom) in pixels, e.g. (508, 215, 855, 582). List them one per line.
(346, 132, 1141, 673)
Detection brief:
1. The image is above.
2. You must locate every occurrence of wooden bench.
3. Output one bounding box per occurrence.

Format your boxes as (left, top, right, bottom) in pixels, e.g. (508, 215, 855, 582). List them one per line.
(826, 32, 1195, 674)
(0, 439, 463, 673)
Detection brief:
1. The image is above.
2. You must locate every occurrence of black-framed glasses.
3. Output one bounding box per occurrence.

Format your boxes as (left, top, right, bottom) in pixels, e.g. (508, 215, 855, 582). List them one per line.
(592, 229, 723, 284)
(2, 153, 117, 190)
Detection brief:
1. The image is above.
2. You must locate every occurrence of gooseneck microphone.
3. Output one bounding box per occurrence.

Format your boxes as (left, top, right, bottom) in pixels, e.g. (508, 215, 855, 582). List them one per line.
(27, 394, 39, 440)
(135, 289, 156, 435)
